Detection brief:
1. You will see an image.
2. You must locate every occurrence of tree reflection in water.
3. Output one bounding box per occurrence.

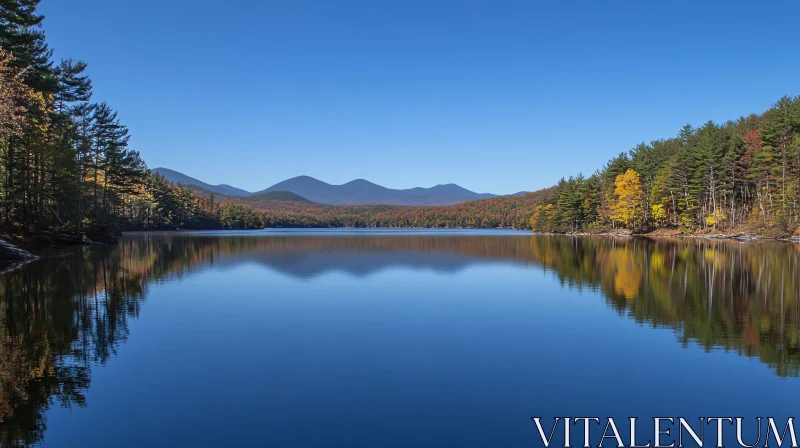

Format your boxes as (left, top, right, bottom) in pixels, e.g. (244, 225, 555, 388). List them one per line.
(1, 232, 799, 446)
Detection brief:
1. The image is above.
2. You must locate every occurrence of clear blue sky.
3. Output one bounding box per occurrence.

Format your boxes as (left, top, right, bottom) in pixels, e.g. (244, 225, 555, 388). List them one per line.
(39, 0, 800, 194)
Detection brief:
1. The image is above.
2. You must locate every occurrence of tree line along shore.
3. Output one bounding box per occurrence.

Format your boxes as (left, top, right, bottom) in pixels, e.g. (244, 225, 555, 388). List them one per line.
(528, 96, 800, 239)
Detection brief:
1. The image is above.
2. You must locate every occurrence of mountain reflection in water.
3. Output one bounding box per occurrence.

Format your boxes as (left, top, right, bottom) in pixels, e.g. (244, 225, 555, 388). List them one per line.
(1, 230, 799, 446)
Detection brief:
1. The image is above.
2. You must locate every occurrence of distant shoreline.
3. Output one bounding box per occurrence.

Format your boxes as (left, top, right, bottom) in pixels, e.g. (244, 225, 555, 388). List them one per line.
(126, 226, 800, 243)
(122, 227, 532, 235)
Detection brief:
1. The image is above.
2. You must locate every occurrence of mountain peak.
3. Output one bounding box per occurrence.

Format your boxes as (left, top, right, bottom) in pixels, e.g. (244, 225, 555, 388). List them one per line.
(152, 168, 252, 197)
(342, 178, 380, 187)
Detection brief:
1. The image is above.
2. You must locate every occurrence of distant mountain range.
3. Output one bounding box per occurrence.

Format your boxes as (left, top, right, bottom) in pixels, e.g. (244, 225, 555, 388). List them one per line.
(152, 168, 513, 206)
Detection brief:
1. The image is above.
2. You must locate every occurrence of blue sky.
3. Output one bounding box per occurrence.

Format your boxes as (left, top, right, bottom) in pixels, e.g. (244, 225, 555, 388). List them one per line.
(39, 0, 800, 194)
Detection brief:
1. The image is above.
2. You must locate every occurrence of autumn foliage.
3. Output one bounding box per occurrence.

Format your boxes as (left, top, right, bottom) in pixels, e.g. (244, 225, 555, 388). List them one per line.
(610, 169, 644, 229)
(529, 97, 800, 236)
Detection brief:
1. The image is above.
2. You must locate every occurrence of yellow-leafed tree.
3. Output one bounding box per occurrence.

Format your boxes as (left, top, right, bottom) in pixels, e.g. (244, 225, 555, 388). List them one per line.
(611, 169, 645, 230)
(651, 204, 667, 226)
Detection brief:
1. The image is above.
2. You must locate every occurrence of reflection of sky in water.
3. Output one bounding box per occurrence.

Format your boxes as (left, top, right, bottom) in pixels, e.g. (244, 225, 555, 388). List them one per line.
(1, 232, 798, 447)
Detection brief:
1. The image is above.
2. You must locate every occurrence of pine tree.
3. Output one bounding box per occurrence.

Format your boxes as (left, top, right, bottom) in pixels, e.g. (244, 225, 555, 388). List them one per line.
(0, 0, 54, 92)
(760, 96, 800, 226)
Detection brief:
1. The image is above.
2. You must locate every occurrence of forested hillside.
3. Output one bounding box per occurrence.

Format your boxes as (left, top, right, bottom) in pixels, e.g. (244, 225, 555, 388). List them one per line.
(530, 97, 800, 236)
(214, 187, 555, 229)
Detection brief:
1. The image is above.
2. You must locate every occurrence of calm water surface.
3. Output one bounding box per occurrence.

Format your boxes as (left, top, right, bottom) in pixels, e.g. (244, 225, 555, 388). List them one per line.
(1, 230, 799, 447)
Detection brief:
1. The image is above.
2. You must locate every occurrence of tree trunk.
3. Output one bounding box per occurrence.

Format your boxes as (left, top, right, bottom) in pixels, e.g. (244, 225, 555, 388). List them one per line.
(5, 137, 15, 232)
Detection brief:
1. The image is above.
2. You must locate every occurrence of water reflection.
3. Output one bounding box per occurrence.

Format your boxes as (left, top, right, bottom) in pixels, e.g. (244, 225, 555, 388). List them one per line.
(0, 244, 141, 447)
(528, 236, 800, 377)
(0, 231, 799, 446)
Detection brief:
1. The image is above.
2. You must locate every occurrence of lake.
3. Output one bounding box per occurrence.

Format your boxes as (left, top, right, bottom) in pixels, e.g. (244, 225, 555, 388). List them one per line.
(1, 229, 799, 447)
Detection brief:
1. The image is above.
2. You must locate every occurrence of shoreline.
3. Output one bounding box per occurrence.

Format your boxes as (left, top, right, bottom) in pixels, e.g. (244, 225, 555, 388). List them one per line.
(531, 229, 800, 243)
(0, 231, 118, 274)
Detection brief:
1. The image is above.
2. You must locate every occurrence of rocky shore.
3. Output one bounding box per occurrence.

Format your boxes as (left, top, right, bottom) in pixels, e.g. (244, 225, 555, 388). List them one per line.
(0, 237, 41, 275)
(0, 230, 120, 274)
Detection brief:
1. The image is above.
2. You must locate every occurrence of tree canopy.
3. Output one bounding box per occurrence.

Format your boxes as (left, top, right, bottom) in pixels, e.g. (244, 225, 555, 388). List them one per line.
(529, 97, 800, 236)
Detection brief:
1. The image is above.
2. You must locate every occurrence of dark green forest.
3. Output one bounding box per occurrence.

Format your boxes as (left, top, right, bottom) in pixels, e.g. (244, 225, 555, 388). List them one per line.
(1, 1, 149, 238)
